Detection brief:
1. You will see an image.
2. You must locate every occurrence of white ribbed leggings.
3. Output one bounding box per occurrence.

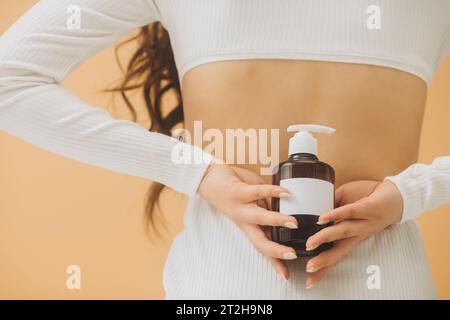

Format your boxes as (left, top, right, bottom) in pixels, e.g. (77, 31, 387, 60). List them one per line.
(163, 194, 437, 299)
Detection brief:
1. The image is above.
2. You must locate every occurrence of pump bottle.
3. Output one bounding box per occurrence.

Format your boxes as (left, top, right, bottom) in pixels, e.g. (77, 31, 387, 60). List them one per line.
(271, 124, 336, 257)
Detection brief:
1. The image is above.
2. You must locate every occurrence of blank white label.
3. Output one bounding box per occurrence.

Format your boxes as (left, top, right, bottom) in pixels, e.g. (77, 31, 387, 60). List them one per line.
(280, 178, 333, 216)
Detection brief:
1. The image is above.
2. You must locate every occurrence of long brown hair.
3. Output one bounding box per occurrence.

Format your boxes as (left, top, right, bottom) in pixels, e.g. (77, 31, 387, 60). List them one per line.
(109, 23, 183, 235)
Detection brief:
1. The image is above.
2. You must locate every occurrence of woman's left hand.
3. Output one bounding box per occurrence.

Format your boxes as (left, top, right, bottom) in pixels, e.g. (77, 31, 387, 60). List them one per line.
(304, 179, 404, 289)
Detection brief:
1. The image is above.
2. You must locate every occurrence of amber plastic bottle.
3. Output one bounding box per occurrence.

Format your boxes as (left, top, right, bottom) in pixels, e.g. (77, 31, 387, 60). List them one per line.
(271, 124, 336, 257)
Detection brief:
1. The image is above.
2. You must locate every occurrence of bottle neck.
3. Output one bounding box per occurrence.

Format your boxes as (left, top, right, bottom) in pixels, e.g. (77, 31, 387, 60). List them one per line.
(289, 153, 318, 161)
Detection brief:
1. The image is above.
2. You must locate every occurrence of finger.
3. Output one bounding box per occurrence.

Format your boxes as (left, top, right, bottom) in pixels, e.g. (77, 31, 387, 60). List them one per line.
(232, 167, 265, 185)
(240, 184, 290, 202)
(305, 238, 360, 289)
(241, 223, 298, 260)
(334, 185, 344, 207)
(305, 237, 359, 278)
(256, 198, 268, 210)
(267, 256, 290, 281)
(306, 266, 330, 289)
(241, 205, 298, 229)
(317, 201, 370, 225)
(305, 220, 367, 251)
(264, 197, 271, 211)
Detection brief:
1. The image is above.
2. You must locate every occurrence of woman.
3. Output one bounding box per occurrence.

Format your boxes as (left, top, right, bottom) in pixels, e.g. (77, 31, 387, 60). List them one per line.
(1, 0, 449, 299)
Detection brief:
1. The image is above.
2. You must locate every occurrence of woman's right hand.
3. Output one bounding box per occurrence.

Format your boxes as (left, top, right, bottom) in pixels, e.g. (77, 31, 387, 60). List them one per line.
(197, 159, 299, 280)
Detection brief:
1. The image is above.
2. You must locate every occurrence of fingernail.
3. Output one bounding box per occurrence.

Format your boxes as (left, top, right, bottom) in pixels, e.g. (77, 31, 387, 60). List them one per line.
(317, 219, 329, 225)
(282, 252, 297, 260)
(306, 266, 320, 273)
(279, 192, 290, 198)
(306, 281, 315, 289)
(305, 243, 318, 251)
(280, 273, 288, 281)
(284, 222, 298, 229)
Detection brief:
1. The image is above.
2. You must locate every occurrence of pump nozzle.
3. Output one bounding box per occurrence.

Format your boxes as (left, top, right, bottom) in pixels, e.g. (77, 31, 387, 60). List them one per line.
(287, 124, 335, 157)
(287, 124, 336, 135)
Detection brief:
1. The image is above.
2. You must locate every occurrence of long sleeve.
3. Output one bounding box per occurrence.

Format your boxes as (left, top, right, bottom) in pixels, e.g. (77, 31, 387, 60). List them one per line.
(0, 0, 213, 196)
(385, 25, 450, 222)
(436, 24, 450, 71)
(384, 156, 450, 223)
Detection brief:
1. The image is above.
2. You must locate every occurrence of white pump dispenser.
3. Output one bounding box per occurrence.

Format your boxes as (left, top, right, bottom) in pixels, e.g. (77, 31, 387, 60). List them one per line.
(287, 124, 336, 157)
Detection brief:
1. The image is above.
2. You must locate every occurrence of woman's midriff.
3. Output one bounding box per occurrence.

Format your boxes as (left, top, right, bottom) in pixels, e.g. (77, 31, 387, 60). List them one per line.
(181, 60, 428, 188)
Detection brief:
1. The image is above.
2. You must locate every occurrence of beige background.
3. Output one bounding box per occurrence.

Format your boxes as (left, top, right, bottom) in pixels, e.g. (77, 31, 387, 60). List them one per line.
(1, 1, 449, 299)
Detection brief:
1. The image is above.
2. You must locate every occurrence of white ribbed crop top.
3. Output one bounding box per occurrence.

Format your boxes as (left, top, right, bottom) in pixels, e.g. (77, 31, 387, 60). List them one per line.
(163, 0, 450, 86)
(0, 0, 450, 223)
